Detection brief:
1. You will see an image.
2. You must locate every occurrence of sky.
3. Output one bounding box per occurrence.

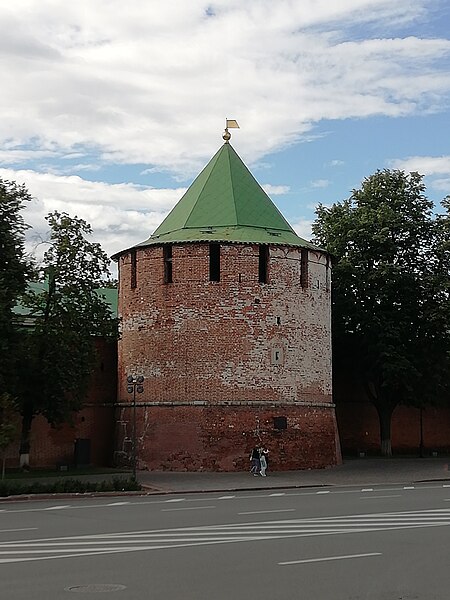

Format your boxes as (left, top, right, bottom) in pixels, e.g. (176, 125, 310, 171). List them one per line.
(1, 0, 450, 271)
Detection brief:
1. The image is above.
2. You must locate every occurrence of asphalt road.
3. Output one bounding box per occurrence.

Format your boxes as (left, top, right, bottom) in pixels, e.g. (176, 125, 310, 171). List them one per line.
(2, 483, 450, 599)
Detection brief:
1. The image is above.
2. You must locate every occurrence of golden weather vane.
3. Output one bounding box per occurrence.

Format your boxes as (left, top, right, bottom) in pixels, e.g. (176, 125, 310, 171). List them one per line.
(223, 119, 239, 142)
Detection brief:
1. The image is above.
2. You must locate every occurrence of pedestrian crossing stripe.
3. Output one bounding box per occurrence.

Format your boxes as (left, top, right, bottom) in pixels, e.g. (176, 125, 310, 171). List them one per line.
(1, 508, 450, 564)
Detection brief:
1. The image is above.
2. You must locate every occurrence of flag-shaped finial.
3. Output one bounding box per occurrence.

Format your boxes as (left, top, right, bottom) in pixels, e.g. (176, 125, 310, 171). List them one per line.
(223, 119, 239, 143)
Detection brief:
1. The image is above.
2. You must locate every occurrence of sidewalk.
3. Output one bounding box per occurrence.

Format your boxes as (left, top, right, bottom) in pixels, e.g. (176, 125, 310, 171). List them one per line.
(138, 457, 450, 494)
(2, 457, 449, 500)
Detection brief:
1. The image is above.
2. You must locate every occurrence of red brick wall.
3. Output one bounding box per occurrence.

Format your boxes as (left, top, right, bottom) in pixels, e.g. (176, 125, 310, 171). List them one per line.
(114, 403, 340, 471)
(336, 400, 450, 455)
(4, 338, 117, 469)
(116, 242, 341, 471)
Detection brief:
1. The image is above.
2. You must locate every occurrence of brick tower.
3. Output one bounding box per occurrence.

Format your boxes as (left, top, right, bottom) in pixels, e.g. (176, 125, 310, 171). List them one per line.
(113, 131, 341, 471)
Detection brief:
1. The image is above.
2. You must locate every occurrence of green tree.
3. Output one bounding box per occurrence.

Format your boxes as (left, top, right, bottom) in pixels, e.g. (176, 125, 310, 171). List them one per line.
(0, 179, 33, 397)
(17, 211, 118, 467)
(0, 393, 18, 479)
(312, 170, 450, 456)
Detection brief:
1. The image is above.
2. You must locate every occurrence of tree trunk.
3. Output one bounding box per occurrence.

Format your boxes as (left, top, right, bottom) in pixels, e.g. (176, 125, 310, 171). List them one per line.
(19, 409, 33, 469)
(375, 402, 396, 457)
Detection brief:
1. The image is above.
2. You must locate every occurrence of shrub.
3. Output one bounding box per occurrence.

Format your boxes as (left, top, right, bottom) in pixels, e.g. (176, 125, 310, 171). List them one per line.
(0, 477, 141, 497)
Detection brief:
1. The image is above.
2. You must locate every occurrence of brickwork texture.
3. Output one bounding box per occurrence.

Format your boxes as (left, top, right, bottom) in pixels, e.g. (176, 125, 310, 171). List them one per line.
(116, 242, 342, 471)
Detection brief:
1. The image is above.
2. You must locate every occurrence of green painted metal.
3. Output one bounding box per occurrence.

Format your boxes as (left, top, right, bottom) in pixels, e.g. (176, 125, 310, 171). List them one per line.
(13, 282, 118, 321)
(130, 143, 319, 251)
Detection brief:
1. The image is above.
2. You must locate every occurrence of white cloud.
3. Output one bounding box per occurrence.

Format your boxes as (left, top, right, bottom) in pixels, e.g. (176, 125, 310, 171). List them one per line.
(390, 156, 450, 175)
(330, 159, 345, 167)
(431, 178, 450, 193)
(1, 1, 450, 272)
(0, 150, 60, 164)
(0, 1, 449, 174)
(262, 184, 290, 195)
(310, 179, 330, 188)
(291, 218, 314, 241)
(0, 167, 184, 260)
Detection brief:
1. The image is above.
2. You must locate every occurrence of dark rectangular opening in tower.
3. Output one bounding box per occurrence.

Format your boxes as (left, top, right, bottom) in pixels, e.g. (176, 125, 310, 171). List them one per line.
(163, 244, 173, 283)
(301, 248, 309, 288)
(259, 245, 269, 283)
(209, 243, 220, 282)
(273, 416, 287, 430)
(130, 249, 137, 289)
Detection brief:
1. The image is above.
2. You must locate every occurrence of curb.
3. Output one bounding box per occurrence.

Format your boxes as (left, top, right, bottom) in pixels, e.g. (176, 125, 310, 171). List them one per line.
(0, 490, 160, 503)
(0, 483, 330, 502)
(1, 475, 449, 502)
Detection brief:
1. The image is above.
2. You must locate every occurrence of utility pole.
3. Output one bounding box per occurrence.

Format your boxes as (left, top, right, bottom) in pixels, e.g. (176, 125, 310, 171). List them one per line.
(126, 375, 144, 481)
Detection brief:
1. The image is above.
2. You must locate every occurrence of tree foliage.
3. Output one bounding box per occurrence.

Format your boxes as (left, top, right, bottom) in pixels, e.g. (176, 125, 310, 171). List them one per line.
(312, 170, 450, 456)
(0, 179, 33, 396)
(16, 211, 118, 463)
(0, 393, 19, 478)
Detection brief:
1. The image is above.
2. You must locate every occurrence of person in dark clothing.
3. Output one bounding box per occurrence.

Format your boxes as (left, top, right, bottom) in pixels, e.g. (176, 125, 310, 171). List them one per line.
(250, 446, 261, 475)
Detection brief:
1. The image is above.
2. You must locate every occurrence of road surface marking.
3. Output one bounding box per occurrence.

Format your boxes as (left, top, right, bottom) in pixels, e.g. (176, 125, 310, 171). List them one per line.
(238, 509, 295, 515)
(44, 506, 71, 510)
(162, 506, 215, 512)
(360, 495, 402, 499)
(1, 508, 450, 564)
(316, 490, 330, 494)
(165, 498, 186, 502)
(279, 552, 382, 565)
(217, 496, 235, 499)
(361, 488, 373, 492)
(269, 493, 285, 496)
(106, 502, 130, 506)
(403, 486, 414, 489)
(0, 528, 38, 533)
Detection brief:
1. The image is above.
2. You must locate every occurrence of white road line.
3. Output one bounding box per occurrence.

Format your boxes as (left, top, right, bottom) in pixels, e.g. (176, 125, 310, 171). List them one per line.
(238, 509, 295, 515)
(0, 528, 38, 533)
(161, 506, 215, 512)
(403, 486, 415, 489)
(279, 552, 382, 565)
(361, 488, 374, 492)
(2, 507, 450, 564)
(1, 483, 448, 515)
(106, 502, 130, 506)
(44, 506, 71, 510)
(359, 495, 402, 499)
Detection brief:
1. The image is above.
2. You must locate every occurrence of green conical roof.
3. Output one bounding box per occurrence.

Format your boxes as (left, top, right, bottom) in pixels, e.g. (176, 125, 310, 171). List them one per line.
(128, 143, 317, 252)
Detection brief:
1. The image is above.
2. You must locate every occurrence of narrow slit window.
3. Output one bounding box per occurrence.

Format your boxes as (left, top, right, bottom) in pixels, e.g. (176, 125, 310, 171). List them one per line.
(130, 249, 137, 289)
(209, 243, 220, 282)
(259, 245, 269, 283)
(271, 347, 283, 365)
(300, 248, 309, 288)
(163, 244, 173, 284)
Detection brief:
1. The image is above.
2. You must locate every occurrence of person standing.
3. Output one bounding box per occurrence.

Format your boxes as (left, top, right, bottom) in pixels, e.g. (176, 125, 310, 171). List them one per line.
(261, 448, 269, 476)
(259, 448, 267, 477)
(250, 446, 260, 475)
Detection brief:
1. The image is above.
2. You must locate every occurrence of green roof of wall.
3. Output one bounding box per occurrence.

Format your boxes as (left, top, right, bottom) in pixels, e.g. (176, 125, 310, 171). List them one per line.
(13, 282, 118, 322)
(114, 142, 319, 256)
